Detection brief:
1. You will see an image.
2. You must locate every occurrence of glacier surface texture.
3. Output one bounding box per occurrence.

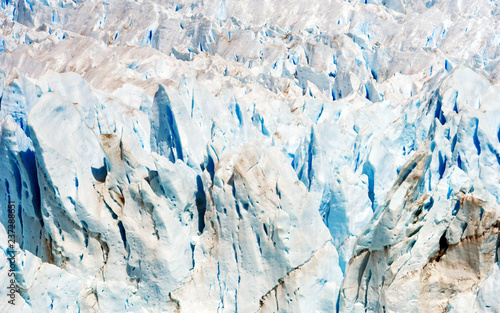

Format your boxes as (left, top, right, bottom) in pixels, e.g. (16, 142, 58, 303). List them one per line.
(0, 0, 500, 312)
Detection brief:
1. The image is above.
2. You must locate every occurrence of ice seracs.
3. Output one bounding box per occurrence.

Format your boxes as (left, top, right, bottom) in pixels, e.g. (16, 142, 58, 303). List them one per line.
(0, 0, 499, 312)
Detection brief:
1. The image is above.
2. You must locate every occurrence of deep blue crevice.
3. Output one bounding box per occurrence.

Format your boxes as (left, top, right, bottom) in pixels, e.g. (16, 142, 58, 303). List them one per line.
(195, 175, 206, 234)
(5, 180, 10, 201)
(259, 116, 270, 136)
(452, 91, 459, 113)
(473, 119, 481, 155)
(336, 294, 340, 313)
(445, 59, 452, 72)
(451, 134, 457, 152)
(434, 97, 446, 125)
(231, 178, 236, 198)
(297, 167, 304, 185)
(232, 243, 238, 263)
(424, 196, 434, 211)
(306, 131, 314, 189)
(457, 154, 463, 170)
(165, 104, 183, 161)
(234, 201, 241, 218)
(235, 103, 243, 126)
(105, 202, 118, 220)
(437, 233, 448, 262)
(91, 161, 108, 183)
(82, 223, 89, 248)
(117, 220, 127, 249)
(190, 243, 195, 269)
(206, 155, 215, 182)
(290, 153, 297, 170)
(438, 152, 447, 179)
(20, 149, 40, 217)
(316, 104, 324, 123)
(362, 162, 375, 211)
(191, 96, 194, 118)
(153, 86, 184, 162)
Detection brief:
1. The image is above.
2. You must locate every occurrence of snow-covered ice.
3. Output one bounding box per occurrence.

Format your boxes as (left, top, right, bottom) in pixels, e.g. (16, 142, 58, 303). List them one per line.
(0, 0, 499, 312)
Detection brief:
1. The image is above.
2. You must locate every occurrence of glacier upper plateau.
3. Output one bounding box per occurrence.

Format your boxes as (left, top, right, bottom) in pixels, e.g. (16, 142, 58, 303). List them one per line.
(0, 0, 499, 312)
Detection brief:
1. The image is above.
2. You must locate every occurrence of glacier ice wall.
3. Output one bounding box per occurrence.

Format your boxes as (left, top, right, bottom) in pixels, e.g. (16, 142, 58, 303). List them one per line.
(0, 0, 499, 312)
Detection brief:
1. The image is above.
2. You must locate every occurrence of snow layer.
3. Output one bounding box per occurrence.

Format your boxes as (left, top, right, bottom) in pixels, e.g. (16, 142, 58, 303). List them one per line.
(0, 0, 499, 312)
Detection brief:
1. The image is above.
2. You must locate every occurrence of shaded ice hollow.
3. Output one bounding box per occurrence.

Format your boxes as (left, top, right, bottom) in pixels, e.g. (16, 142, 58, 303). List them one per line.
(0, 0, 499, 312)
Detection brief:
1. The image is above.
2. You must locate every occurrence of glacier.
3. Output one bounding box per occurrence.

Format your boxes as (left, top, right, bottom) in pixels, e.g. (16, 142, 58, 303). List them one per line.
(0, 0, 499, 312)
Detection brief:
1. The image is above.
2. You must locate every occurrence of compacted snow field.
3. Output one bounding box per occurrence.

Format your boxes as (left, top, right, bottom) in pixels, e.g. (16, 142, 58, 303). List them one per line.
(0, 0, 499, 312)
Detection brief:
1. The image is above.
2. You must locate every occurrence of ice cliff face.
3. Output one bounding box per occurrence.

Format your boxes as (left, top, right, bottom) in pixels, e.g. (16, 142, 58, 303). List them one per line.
(0, 0, 499, 312)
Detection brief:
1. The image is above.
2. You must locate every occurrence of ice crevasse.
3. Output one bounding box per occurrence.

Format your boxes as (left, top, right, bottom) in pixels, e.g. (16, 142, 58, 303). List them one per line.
(0, 0, 499, 312)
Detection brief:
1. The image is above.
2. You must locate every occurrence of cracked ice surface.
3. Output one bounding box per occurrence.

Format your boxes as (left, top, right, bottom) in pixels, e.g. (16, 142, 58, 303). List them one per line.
(0, 0, 499, 312)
